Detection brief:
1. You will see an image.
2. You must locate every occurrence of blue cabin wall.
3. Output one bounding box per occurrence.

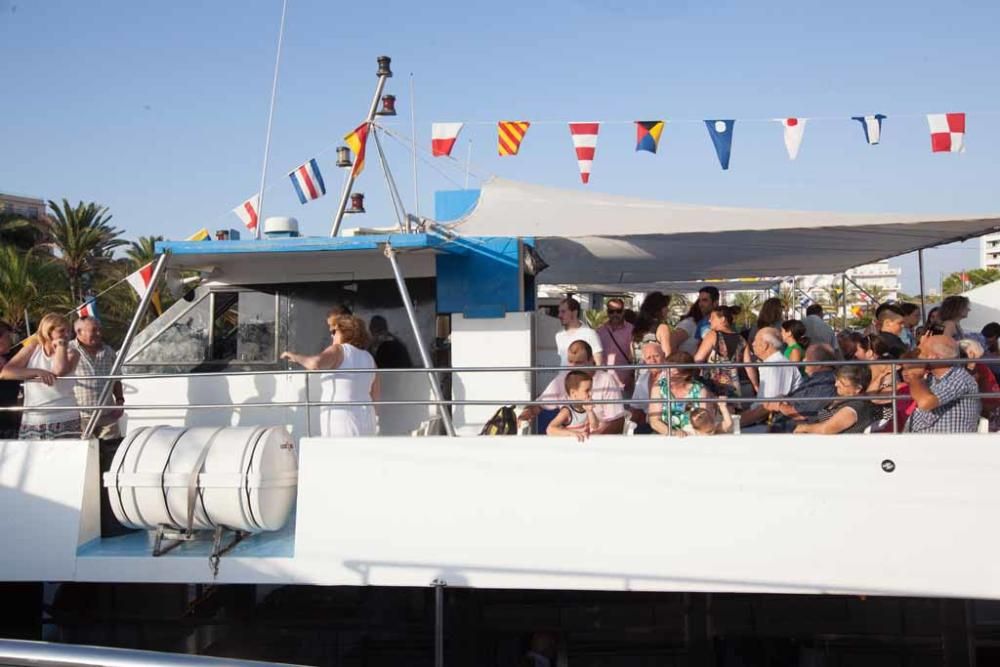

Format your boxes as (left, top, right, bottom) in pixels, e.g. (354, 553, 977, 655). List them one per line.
(434, 189, 534, 318)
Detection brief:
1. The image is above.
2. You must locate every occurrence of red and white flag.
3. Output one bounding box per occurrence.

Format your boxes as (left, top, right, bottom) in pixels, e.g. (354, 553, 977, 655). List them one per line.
(776, 117, 806, 160)
(927, 113, 965, 153)
(568, 122, 599, 184)
(126, 262, 155, 300)
(232, 194, 260, 231)
(431, 123, 463, 157)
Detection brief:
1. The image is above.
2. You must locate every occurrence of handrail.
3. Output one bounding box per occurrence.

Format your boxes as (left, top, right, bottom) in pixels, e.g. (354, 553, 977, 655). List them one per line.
(16, 356, 997, 381)
(0, 638, 307, 667)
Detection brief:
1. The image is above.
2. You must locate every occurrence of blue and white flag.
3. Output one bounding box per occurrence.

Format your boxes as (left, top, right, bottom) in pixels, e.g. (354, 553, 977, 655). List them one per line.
(75, 297, 100, 323)
(704, 119, 735, 170)
(798, 295, 812, 309)
(851, 114, 886, 145)
(288, 158, 327, 204)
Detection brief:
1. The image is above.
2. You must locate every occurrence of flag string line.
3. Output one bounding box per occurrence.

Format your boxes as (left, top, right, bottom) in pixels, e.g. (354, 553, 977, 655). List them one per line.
(451, 111, 1000, 125)
(378, 125, 493, 186)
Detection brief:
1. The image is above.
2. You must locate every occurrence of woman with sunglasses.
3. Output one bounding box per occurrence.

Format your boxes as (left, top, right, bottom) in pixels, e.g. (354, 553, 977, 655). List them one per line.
(281, 314, 380, 437)
(794, 365, 875, 434)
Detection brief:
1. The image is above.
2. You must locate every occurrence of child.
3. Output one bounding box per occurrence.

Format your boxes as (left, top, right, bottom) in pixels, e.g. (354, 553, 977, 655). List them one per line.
(547, 370, 600, 442)
(688, 407, 731, 436)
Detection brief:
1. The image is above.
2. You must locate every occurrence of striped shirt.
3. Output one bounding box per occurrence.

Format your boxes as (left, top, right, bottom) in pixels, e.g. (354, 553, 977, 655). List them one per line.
(69, 340, 120, 439)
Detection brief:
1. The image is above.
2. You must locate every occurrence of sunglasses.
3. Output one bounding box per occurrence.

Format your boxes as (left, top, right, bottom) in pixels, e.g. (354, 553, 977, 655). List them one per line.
(607, 307, 624, 314)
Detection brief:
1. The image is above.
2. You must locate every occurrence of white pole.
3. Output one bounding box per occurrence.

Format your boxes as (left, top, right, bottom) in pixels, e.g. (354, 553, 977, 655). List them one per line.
(253, 0, 289, 240)
(409, 73, 419, 224)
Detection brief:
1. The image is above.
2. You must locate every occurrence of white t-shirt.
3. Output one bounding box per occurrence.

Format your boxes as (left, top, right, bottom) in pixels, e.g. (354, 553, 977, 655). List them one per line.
(756, 351, 802, 405)
(676, 317, 699, 355)
(555, 325, 603, 365)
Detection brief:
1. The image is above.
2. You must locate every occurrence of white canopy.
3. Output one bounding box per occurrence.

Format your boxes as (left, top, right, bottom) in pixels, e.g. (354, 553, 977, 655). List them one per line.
(447, 178, 1000, 284)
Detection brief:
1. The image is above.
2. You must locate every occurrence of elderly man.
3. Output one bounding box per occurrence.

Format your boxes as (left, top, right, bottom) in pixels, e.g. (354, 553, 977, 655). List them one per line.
(627, 341, 667, 430)
(902, 335, 981, 433)
(70, 317, 128, 536)
(597, 297, 634, 388)
(519, 340, 624, 434)
(744, 344, 838, 431)
(555, 297, 603, 366)
(741, 327, 802, 429)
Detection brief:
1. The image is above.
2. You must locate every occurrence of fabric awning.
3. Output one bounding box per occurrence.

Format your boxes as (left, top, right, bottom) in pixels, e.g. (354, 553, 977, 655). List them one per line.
(447, 178, 1000, 284)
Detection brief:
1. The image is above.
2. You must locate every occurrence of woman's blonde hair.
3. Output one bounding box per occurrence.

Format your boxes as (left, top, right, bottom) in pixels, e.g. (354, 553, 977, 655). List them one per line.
(37, 313, 70, 347)
(328, 314, 371, 349)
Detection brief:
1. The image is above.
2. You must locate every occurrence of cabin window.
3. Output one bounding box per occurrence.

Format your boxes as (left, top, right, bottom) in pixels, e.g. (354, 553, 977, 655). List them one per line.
(124, 288, 280, 371)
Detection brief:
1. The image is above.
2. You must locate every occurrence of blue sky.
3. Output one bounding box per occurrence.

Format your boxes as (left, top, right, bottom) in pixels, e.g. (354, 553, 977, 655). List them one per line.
(2, 0, 998, 293)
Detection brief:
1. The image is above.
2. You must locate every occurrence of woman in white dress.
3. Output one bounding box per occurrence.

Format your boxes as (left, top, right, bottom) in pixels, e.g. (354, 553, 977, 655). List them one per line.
(1, 313, 80, 439)
(281, 314, 380, 437)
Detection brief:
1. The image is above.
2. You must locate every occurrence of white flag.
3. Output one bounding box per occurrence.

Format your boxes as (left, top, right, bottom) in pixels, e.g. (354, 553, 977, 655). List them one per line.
(777, 117, 806, 160)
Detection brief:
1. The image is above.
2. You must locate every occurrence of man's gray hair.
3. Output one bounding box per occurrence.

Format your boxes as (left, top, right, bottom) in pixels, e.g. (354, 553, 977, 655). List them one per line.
(755, 327, 782, 349)
(959, 337, 984, 358)
(926, 335, 959, 359)
(74, 316, 99, 333)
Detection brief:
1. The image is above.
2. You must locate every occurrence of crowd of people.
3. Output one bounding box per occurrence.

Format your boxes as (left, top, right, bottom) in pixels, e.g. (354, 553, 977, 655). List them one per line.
(0, 307, 414, 442)
(529, 291, 1000, 438)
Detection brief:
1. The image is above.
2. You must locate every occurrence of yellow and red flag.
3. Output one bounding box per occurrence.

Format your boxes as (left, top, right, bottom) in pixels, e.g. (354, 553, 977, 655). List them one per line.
(498, 121, 530, 156)
(344, 122, 370, 176)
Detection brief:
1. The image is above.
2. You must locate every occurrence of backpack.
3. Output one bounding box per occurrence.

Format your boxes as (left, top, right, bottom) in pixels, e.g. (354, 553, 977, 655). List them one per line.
(480, 406, 518, 435)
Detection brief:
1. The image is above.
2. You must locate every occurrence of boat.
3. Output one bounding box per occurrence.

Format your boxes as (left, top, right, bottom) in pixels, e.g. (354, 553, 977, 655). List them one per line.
(4, 56, 1000, 666)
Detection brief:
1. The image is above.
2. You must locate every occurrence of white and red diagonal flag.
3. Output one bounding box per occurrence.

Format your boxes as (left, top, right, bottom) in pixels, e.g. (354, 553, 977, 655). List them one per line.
(568, 122, 599, 184)
(126, 262, 155, 301)
(431, 123, 463, 157)
(232, 193, 260, 231)
(776, 117, 806, 160)
(927, 113, 965, 153)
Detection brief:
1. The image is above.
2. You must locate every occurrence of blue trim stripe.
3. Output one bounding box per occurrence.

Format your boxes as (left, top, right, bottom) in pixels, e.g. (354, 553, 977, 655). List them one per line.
(309, 158, 326, 195)
(289, 170, 308, 204)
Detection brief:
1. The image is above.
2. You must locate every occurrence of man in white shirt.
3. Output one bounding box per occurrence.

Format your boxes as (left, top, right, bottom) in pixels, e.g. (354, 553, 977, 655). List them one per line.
(803, 304, 836, 349)
(741, 327, 802, 428)
(519, 340, 624, 434)
(554, 297, 603, 366)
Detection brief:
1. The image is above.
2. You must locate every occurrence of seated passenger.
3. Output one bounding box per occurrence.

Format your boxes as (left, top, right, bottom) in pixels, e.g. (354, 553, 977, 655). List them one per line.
(959, 338, 1000, 431)
(739, 328, 803, 429)
(856, 333, 902, 428)
(519, 340, 625, 434)
(793, 365, 874, 434)
(752, 343, 838, 432)
(629, 341, 667, 429)
(546, 370, 600, 442)
(688, 406, 732, 436)
(648, 351, 717, 437)
(902, 335, 981, 433)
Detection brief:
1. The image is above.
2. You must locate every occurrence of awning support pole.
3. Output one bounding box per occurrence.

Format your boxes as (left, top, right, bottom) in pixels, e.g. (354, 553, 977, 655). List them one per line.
(371, 127, 408, 233)
(432, 578, 446, 667)
(918, 249, 927, 323)
(841, 273, 848, 330)
(83, 253, 169, 439)
(330, 67, 390, 237)
(384, 244, 456, 436)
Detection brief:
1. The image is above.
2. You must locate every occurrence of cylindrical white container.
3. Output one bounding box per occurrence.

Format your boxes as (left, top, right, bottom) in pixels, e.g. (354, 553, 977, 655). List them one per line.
(104, 426, 298, 533)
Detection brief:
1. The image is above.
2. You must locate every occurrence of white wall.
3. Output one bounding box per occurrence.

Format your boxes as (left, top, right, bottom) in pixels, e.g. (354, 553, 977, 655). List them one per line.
(7, 433, 1000, 600)
(963, 279, 1000, 331)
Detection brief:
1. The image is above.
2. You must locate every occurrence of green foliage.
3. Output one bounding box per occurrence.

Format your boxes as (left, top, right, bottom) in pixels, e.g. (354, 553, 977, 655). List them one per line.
(584, 309, 608, 329)
(730, 292, 761, 330)
(942, 268, 1000, 296)
(44, 199, 128, 303)
(0, 246, 66, 330)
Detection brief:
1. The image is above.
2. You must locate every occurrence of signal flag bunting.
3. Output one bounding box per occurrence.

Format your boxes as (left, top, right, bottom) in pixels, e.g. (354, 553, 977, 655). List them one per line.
(568, 122, 600, 184)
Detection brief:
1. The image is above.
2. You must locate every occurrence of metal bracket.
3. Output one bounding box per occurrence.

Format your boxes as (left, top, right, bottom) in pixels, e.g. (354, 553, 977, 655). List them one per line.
(209, 525, 248, 578)
(151, 524, 247, 579)
(152, 524, 196, 557)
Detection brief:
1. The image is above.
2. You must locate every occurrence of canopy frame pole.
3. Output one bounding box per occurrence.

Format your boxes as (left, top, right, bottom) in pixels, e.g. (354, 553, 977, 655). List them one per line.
(384, 243, 456, 436)
(83, 252, 169, 439)
(371, 127, 408, 232)
(844, 275, 882, 308)
(330, 69, 390, 237)
(841, 274, 848, 330)
(432, 578, 446, 667)
(918, 249, 927, 323)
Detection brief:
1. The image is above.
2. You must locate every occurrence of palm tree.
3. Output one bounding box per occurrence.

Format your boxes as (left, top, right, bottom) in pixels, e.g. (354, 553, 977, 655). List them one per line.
(777, 285, 796, 316)
(0, 246, 65, 331)
(44, 199, 127, 304)
(0, 212, 45, 250)
(126, 235, 163, 270)
(730, 292, 760, 330)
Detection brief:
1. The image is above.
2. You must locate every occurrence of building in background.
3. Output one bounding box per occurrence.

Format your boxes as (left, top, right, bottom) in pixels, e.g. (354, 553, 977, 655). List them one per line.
(0, 192, 46, 220)
(981, 232, 1000, 270)
(798, 260, 903, 310)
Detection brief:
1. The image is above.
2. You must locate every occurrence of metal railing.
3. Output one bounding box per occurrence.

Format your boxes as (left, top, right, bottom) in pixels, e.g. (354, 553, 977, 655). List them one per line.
(0, 638, 307, 667)
(1, 357, 997, 436)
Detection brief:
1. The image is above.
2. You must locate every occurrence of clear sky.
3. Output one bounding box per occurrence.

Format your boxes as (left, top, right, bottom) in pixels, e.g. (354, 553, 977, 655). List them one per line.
(3, 0, 998, 293)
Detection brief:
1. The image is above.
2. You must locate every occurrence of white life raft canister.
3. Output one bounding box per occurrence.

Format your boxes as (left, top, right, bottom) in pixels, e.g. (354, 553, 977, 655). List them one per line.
(103, 426, 298, 533)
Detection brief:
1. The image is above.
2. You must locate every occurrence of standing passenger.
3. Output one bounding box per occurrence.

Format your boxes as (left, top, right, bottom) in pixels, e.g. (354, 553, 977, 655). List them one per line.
(596, 298, 634, 389)
(1, 313, 80, 439)
(554, 297, 603, 366)
(282, 314, 380, 436)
